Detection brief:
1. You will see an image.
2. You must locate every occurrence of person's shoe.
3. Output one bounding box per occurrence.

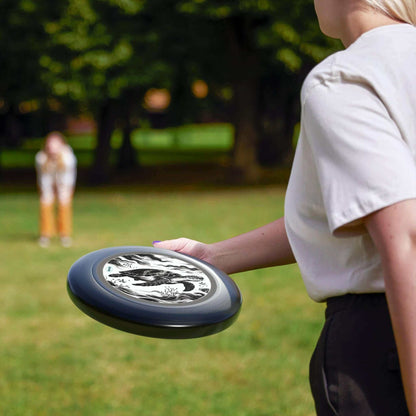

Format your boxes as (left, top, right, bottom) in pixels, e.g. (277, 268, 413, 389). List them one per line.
(38, 236, 50, 248)
(60, 236, 72, 247)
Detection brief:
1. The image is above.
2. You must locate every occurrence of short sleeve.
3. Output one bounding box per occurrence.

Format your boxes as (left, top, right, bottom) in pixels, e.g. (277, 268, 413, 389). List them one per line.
(35, 151, 46, 170)
(303, 78, 416, 235)
(60, 146, 77, 168)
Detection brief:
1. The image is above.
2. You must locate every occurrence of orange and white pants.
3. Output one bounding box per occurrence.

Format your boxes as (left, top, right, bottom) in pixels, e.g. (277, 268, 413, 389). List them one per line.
(39, 196, 73, 239)
(36, 149, 77, 239)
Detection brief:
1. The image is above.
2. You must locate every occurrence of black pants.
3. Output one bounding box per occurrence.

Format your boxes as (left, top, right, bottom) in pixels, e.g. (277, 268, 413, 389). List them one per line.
(309, 293, 409, 415)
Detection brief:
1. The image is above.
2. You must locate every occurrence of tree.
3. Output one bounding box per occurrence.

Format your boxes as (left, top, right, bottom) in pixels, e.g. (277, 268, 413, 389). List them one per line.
(39, 0, 222, 183)
(0, 0, 65, 147)
(176, 0, 341, 181)
(0, 0, 342, 183)
(39, 0, 177, 182)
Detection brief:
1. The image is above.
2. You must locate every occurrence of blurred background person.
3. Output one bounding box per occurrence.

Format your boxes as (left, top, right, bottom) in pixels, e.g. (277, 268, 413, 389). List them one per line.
(35, 131, 77, 247)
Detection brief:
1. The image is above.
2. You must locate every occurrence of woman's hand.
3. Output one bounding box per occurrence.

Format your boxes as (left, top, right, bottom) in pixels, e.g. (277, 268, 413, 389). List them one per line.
(153, 238, 214, 265)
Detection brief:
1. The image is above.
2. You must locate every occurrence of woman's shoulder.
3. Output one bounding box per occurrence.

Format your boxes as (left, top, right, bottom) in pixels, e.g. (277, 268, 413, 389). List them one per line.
(300, 52, 343, 104)
(302, 24, 416, 104)
(301, 44, 373, 101)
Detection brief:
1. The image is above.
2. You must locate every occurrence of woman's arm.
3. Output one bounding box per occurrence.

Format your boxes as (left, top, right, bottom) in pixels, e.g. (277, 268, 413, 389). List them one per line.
(365, 198, 416, 415)
(154, 217, 296, 275)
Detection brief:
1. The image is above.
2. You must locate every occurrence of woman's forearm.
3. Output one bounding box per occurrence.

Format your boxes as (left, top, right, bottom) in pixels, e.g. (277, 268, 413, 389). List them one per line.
(366, 199, 416, 415)
(208, 217, 296, 274)
(154, 217, 296, 275)
(384, 261, 416, 415)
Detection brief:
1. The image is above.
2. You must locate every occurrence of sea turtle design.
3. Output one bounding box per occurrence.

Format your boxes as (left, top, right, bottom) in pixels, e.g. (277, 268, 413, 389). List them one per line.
(108, 268, 196, 292)
(102, 253, 212, 304)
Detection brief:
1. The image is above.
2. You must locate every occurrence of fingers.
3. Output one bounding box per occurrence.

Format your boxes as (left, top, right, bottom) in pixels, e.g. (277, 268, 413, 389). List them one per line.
(152, 238, 211, 266)
(152, 238, 191, 253)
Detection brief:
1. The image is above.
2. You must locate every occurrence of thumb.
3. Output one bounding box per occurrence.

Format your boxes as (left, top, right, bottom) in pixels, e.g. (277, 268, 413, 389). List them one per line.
(152, 238, 190, 253)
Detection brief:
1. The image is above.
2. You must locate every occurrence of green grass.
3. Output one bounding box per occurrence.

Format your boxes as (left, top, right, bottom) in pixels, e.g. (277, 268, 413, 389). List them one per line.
(0, 186, 324, 415)
(1, 123, 234, 168)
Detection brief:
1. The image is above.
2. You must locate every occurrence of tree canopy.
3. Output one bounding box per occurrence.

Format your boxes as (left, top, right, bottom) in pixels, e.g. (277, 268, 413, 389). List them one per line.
(0, 0, 342, 182)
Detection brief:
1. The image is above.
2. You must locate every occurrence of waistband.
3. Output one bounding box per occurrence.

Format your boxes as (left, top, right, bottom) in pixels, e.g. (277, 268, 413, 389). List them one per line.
(325, 292, 387, 319)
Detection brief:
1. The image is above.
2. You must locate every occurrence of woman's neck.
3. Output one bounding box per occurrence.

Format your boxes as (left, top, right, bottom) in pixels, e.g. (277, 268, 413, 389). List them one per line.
(340, 7, 403, 47)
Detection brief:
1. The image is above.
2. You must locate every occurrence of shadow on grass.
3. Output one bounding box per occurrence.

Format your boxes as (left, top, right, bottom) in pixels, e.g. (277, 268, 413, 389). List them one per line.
(0, 231, 39, 243)
(0, 164, 291, 194)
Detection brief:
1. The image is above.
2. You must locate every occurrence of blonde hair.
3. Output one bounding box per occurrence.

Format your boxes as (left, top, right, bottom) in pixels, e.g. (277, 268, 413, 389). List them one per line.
(363, 0, 416, 25)
(45, 131, 66, 144)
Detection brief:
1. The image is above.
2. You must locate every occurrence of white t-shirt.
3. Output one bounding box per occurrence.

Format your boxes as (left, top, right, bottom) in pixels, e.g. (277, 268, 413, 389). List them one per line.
(285, 24, 416, 302)
(36, 145, 77, 204)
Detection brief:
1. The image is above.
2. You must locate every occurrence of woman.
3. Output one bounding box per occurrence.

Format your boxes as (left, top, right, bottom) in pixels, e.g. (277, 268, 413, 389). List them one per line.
(154, 1, 416, 414)
(35, 131, 77, 247)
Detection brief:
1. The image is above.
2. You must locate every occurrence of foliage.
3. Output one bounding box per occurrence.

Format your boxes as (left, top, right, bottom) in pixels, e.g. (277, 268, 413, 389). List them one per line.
(171, 0, 342, 176)
(0, 0, 343, 178)
(177, 0, 341, 73)
(0, 0, 63, 104)
(0, 0, 341, 114)
(41, 0, 168, 109)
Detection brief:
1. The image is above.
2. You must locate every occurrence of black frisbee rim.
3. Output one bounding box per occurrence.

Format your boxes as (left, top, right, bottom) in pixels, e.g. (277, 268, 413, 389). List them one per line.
(67, 246, 242, 339)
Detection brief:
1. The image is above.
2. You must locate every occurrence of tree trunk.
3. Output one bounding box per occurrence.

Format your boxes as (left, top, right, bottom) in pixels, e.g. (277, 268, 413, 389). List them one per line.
(117, 100, 137, 171)
(232, 79, 261, 180)
(257, 74, 300, 166)
(90, 99, 117, 185)
(4, 104, 23, 148)
(226, 16, 261, 183)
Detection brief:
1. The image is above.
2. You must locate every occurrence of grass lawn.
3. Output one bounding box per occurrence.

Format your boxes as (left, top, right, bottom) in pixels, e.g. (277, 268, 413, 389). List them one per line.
(1, 123, 235, 168)
(0, 185, 324, 416)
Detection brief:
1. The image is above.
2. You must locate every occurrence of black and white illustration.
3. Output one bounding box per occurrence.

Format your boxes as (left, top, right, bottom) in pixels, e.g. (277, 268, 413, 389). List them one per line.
(102, 253, 212, 304)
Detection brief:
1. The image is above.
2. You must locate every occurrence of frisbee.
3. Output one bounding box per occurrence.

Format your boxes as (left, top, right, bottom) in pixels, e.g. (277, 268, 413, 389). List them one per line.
(67, 246, 242, 339)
